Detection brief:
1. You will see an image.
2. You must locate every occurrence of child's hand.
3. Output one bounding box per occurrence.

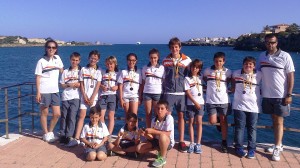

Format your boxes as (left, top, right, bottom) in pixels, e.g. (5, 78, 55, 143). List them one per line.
(118, 131, 124, 138)
(36, 93, 41, 103)
(101, 84, 108, 91)
(120, 99, 125, 109)
(111, 86, 118, 91)
(194, 103, 201, 110)
(138, 128, 145, 136)
(89, 97, 95, 106)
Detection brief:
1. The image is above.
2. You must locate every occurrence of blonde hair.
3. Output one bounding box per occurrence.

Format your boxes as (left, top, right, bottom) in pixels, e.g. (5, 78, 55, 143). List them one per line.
(105, 56, 118, 71)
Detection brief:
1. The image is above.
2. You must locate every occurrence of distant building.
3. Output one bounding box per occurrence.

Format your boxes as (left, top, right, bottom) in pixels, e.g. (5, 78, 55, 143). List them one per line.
(55, 40, 66, 45)
(17, 37, 27, 44)
(28, 38, 46, 43)
(262, 24, 290, 34)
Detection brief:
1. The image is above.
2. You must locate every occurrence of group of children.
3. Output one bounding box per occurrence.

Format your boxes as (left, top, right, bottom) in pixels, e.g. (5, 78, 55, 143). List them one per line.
(35, 37, 262, 167)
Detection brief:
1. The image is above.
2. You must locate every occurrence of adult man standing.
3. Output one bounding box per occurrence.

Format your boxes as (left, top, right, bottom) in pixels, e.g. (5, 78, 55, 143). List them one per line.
(257, 34, 295, 161)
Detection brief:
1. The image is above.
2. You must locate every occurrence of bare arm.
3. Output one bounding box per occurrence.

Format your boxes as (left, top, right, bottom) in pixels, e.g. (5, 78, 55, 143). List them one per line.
(185, 89, 201, 110)
(285, 72, 294, 105)
(35, 75, 41, 103)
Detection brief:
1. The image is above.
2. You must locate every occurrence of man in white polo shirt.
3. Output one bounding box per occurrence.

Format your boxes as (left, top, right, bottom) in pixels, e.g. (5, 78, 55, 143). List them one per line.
(257, 34, 295, 161)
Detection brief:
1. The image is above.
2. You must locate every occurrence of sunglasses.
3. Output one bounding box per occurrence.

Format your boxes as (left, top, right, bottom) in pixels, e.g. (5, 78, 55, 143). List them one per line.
(265, 41, 277, 45)
(127, 59, 137, 62)
(47, 46, 57, 49)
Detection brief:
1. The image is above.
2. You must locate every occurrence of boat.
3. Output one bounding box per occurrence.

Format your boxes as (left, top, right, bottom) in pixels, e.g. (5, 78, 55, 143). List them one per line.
(136, 42, 141, 45)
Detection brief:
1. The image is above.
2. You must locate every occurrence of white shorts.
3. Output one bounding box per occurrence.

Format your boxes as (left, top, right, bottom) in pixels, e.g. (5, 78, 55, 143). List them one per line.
(80, 99, 97, 110)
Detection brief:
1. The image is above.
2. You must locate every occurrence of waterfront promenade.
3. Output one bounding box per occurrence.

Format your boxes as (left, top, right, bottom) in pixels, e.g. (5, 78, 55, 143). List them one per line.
(0, 132, 300, 168)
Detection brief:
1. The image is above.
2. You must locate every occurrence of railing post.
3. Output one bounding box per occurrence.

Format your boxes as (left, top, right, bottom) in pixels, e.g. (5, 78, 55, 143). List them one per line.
(5, 88, 9, 139)
(31, 85, 35, 131)
(18, 86, 22, 133)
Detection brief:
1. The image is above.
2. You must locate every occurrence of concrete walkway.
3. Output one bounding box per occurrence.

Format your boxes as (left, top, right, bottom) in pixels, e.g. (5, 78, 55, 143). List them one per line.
(0, 132, 300, 168)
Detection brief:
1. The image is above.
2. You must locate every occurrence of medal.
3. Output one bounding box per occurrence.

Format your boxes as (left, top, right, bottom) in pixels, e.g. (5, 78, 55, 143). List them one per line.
(198, 93, 201, 96)
(242, 90, 246, 94)
(130, 87, 133, 91)
(90, 85, 94, 88)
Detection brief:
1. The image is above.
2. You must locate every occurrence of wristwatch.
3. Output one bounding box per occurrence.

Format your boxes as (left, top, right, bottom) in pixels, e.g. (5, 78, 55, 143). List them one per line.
(286, 93, 292, 98)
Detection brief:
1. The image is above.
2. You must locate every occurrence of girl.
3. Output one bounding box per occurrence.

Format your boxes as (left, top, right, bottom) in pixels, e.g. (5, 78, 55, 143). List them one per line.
(66, 50, 102, 147)
(35, 40, 63, 142)
(118, 53, 142, 117)
(99, 56, 119, 135)
(141, 48, 165, 128)
(107, 112, 139, 157)
(232, 56, 262, 159)
(184, 59, 205, 154)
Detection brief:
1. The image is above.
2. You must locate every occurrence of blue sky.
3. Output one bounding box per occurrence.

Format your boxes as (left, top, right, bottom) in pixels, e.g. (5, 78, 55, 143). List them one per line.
(0, 0, 299, 44)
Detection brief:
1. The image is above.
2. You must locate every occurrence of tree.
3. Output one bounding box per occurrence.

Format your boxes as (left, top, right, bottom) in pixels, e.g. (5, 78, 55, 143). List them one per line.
(285, 23, 300, 34)
(263, 25, 271, 31)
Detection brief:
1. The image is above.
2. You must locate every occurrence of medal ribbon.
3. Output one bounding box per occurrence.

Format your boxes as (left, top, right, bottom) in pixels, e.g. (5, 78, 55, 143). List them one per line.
(215, 70, 221, 91)
(243, 73, 253, 93)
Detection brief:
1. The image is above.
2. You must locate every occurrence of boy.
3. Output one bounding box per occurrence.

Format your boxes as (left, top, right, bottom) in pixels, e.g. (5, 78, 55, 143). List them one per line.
(80, 105, 109, 161)
(203, 52, 232, 153)
(59, 52, 81, 144)
(162, 37, 191, 152)
(136, 100, 175, 168)
(232, 56, 262, 159)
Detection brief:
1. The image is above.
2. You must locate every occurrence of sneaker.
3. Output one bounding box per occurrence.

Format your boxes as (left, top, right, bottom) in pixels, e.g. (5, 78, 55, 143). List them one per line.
(59, 136, 68, 144)
(178, 142, 188, 153)
(272, 147, 281, 161)
(45, 132, 58, 143)
(107, 150, 116, 156)
(42, 132, 51, 142)
(188, 143, 195, 153)
(247, 149, 255, 159)
(235, 148, 247, 157)
(152, 156, 166, 167)
(265, 145, 283, 153)
(66, 138, 80, 147)
(221, 141, 228, 153)
(194, 144, 202, 154)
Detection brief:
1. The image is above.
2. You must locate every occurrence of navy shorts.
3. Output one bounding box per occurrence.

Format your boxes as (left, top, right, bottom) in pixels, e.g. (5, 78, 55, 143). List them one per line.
(206, 103, 231, 116)
(85, 145, 107, 154)
(119, 139, 136, 149)
(143, 93, 161, 101)
(149, 138, 172, 151)
(186, 105, 204, 118)
(163, 94, 185, 113)
(262, 98, 290, 117)
(98, 94, 117, 111)
(40, 93, 60, 108)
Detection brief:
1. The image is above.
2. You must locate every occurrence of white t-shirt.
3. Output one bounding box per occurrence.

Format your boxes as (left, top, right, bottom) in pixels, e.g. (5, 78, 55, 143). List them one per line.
(80, 122, 110, 144)
(60, 68, 80, 101)
(258, 50, 295, 98)
(232, 69, 262, 113)
(142, 63, 164, 94)
(79, 66, 102, 100)
(118, 69, 142, 98)
(35, 55, 64, 93)
(119, 125, 139, 141)
(100, 70, 118, 96)
(184, 75, 205, 105)
(151, 114, 175, 147)
(203, 66, 232, 104)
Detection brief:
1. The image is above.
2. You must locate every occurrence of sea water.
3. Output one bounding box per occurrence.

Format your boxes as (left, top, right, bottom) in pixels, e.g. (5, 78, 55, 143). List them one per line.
(0, 44, 299, 147)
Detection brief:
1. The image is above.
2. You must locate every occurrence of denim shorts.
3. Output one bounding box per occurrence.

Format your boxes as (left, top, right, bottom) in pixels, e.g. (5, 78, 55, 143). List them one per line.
(40, 93, 60, 108)
(85, 144, 107, 154)
(186, 105, 205, 118)
(262, 98, 290, 117)
(143, 93, 161, 101)
(98, 94, 117, 111)
(206, 103, 231, 116)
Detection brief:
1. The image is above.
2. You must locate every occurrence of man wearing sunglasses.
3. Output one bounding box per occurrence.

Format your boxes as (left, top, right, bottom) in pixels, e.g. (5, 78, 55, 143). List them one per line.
(257, 34, 295, 161)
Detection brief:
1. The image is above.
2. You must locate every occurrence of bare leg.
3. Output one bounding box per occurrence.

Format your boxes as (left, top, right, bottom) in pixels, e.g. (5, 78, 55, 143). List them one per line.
(159, 134, 171, 158)
(96, 151, 107, 161)
(144, 100, 152, 128)
(49, 105, 61, 132)
(178, 112, 185, 142)
(189, 117, 194, 143)
(107, 111, 115, 134)
(220, 114, 228, 140)
(272, 114, 284, 146)
(40, 106, 49, 134)
(196, 116, 203, 144)
(86, 151, 96, 161)
(74, 109, 86, 139)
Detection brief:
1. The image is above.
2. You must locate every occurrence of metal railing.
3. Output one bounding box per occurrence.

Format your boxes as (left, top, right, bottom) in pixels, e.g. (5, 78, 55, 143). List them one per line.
(1, 82, 300, 139)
